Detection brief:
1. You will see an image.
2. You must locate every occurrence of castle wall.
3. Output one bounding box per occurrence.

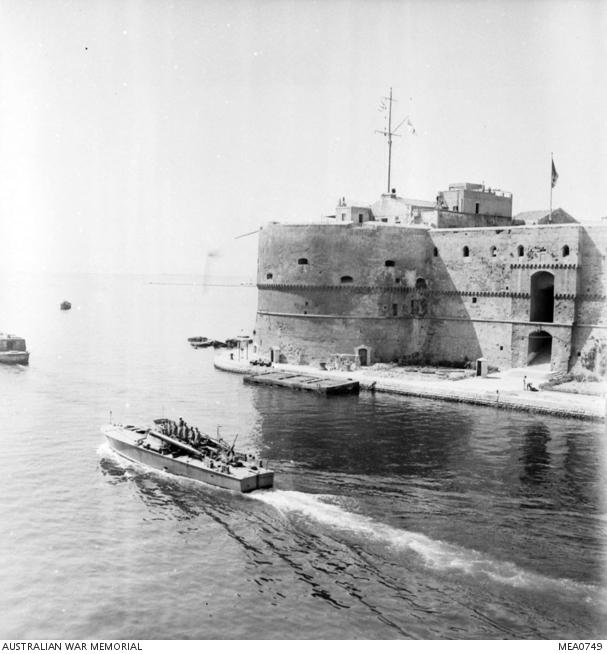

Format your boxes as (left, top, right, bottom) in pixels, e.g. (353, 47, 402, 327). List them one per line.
(255, 223, 432, 364)
(570, 224, 607, 376)
(254, 220, 607, 377)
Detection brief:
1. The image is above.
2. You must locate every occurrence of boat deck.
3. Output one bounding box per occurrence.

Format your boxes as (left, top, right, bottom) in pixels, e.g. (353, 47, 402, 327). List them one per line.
(243, 370, 359, 395)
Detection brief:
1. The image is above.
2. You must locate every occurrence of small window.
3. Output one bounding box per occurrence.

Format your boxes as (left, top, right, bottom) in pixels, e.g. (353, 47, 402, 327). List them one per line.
(358, 213, 364, 224)
(392, 303, 398, 316)
(298, 258, 308, 265)
(433, 247, 439, 257)
(517, 245, 524, 257)
(341, 213, 346, 221)
(266, 273, 273, 280)
(385, 260, 395, 267)
(340, 275, 353, 284)
(415, 277, 427, 290)
(562, 245, 570, 257)
(472, 297, 477, 303)
(475, 202, 480, 214)
(463, 246, 470, 258)
(500, 345, 503, 351)
(490, 246, 497, 257)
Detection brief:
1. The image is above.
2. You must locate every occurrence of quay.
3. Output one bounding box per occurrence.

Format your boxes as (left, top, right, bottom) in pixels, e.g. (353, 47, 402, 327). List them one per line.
(243, 370, 360, 395)
(215, 354, 605, 422)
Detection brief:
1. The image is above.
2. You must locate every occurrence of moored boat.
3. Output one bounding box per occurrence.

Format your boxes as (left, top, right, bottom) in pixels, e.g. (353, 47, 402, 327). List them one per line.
(101, 418, 274, 493)
(0, 334, 29, 365)
(60, 301, 71, 310)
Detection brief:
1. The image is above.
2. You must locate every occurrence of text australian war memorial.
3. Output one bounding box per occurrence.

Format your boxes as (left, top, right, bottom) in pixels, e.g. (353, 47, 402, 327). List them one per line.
(251, 177, 607, 378)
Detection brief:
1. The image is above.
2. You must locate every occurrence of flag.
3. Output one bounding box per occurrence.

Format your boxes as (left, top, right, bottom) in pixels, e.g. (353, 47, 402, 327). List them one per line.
(378, 100, 387, 112)
(405, 117, 416, 135)
(551, 157, 558, 188)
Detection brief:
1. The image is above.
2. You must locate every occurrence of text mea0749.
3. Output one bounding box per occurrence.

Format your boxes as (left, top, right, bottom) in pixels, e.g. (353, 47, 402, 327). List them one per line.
(101, 418, 274, 492)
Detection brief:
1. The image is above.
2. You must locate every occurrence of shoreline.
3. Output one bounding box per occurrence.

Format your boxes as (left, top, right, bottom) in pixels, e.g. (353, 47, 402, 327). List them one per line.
(214, 354, 606, 423)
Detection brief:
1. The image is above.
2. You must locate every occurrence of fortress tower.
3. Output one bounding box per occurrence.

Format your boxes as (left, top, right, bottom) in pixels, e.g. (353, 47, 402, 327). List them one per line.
(253, 184, 607, 378)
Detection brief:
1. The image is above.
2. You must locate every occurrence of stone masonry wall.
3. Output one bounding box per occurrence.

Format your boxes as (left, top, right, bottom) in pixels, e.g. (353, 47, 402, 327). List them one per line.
(254, 221, 607, 376)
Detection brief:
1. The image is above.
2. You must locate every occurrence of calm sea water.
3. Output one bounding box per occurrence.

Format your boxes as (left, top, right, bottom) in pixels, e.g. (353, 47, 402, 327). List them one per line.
(0, 273, 605, 640)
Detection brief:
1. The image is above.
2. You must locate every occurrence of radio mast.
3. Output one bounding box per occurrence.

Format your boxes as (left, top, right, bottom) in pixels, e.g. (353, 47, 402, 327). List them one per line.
(375, 88, 413, 194)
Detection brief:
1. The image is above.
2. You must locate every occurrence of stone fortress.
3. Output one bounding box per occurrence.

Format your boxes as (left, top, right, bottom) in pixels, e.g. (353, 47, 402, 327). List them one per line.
(253, 182, 607, 378)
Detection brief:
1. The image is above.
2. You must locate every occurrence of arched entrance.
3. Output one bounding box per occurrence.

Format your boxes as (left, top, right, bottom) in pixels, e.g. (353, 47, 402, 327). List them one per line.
(355, 345, 371, 367)
(527, 330, 552, 365)
(530, 271, 554, 322)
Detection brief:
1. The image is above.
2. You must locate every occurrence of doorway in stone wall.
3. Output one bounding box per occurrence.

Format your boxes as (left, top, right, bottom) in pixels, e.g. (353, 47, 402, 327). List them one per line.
(530, 271, 554, 322)
(358, 348, 368, 366)
(527, 330, 552, 365)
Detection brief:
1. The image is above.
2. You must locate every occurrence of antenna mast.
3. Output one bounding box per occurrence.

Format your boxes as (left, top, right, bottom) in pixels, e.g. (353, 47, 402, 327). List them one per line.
(375, 87, 400, 193)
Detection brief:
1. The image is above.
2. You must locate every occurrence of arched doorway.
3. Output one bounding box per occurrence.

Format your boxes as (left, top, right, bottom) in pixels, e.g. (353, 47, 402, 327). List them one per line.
(355, 345, 371, 367)
(530, 271, 554, 322)
(527, 330, 552, 365)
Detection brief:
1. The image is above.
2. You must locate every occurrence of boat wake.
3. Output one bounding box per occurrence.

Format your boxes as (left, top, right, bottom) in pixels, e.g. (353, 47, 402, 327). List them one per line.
(253, 490, 603, 602)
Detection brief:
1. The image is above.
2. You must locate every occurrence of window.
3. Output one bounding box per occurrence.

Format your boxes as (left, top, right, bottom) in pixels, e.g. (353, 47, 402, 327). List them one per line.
(490, 246, 497, 257)
(463, 246, 470, 258)
(433, 247, 439, 257)
(385, 260, 395, 267)
(562, 245, 570, 257)
(415, 277, 427, 290)
(297, 258, 308, 265)
(517, 245, 524, 257)
(266, 273, 273, 280)
(475, 202, 480, 214)
(358, 213, 364, 224)
(392, 304, 398, 316)
(341, 213, 346, 221)
(472, 297, 477, 303)
(340, 275, 353, 284)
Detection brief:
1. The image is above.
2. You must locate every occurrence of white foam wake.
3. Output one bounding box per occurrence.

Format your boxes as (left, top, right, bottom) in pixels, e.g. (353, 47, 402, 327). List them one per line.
(254, 490, 603, 600)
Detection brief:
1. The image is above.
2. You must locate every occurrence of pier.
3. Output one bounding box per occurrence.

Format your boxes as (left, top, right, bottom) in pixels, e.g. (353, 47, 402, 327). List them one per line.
(243, 370, 360, 395)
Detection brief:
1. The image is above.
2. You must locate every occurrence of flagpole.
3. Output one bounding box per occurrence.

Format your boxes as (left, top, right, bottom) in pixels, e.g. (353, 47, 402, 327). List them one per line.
(549, 152, 553, 224)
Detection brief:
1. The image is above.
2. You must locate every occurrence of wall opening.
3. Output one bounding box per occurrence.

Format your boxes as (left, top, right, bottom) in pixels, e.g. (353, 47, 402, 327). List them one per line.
(415, 277, 427, 290)
(518, 245, 525, 257)
(490, 246, 497, 257)
(433, 246, 439, 257)
(527, 330, 552, 365)
(340, 275, 353, 284)
(562, 244, 570, 257)
(530, 271, 554, 322)
(385, 260, 395, 267)
(358, 348, 368, 366)
(266, 272, 273, 280)
(298, 258, 308, 265)
(463, 246, 470, 257)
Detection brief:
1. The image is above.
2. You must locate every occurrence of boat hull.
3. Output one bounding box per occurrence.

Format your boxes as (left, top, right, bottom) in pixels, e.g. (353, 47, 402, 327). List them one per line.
(103, 426, 273, 493)
(0, 352, 29, 365)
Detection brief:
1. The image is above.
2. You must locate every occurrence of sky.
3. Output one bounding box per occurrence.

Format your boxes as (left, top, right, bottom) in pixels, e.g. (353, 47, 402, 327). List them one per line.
(0, 0, 605, 276)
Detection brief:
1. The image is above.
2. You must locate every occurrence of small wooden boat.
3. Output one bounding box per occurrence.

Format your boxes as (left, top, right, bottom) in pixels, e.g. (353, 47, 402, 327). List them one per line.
(0, 333, 29, 365)
(101, 418, 274, 493)
(60, 301, 71, 310)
